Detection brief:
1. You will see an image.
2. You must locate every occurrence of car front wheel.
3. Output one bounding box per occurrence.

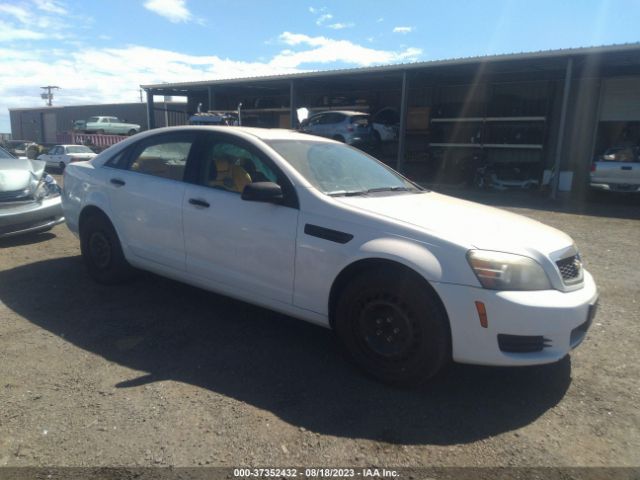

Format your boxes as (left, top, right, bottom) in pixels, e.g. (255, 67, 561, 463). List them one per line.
(335, 268, 450, 386)
(80, 214, 134, 284)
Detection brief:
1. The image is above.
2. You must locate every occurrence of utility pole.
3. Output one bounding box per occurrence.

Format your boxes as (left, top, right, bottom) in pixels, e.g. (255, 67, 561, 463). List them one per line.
(40, 86, 60, 106)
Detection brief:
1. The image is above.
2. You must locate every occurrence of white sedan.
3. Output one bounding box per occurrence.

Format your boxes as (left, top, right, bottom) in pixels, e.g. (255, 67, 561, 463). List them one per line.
(38, 144, 97, 170)
(62, 126, 598, 385)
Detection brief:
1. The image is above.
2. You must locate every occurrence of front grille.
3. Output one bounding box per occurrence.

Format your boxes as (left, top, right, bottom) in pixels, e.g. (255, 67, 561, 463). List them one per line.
(556, 255, 582, 284)
(0, 188, 32, 202)
(498, 334, 551, 353)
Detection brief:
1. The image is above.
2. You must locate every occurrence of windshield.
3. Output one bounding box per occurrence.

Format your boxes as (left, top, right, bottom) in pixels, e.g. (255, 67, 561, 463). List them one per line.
(0, 147, 15, 159)
(265, 140, 421, 196)
(66, 146, 94, 154)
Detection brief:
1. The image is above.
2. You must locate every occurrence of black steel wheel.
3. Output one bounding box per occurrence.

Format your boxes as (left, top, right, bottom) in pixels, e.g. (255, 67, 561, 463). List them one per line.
(335, 267, 450, 386)
(80, 213, 134, 284)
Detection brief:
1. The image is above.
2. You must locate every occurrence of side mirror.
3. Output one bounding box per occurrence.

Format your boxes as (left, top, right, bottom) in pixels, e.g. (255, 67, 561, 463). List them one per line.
(241, 182, 283, 203)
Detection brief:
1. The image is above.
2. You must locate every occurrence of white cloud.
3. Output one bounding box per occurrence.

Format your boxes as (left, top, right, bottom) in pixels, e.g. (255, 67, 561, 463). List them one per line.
(0, 31, 422, 131)
(33, 0, 67, 15)
(0, 21, 47, 41)
(327, 22, 354, 30)
(393, 26, 413, 34)
(0, 4, 31, 23)
(143, 0, 193, 23)
(316, 13, 333, 25)
(276, 31, 421, 68)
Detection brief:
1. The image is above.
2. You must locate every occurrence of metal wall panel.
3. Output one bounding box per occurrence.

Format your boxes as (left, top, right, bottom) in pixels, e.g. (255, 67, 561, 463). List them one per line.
(600, 76, 640, 121)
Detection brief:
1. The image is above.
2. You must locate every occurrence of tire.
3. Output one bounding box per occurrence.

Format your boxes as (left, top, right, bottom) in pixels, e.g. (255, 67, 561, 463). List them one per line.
(97, 129, 105, 135)
(335, 268, 450, 386)
(127, 129, 137, 136)
(58, 161, 65, 171)
(80, 214, 134, 285)
(333, 135, 345, 143)
(372, 130, 382, 144)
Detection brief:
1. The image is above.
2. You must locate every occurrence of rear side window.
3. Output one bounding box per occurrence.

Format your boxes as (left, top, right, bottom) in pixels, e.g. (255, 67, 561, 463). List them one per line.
(350, 115, 370, 126)
(129, 141, 192, 181)
(104, 132, 197, 181)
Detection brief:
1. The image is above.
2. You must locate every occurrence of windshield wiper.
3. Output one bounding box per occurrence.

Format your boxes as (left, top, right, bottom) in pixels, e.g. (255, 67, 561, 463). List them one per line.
(327, 190, 368, 197)
(365, 186, 413, 193)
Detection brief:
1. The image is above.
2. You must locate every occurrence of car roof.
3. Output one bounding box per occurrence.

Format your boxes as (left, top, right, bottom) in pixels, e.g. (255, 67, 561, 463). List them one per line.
(140, 126, 337, 143)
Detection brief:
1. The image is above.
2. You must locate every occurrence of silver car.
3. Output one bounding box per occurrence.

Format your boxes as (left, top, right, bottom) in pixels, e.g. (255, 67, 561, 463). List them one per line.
(299, 110, 376, 146)
(590, 145, 640, 193)
(0, 146, 65, 238)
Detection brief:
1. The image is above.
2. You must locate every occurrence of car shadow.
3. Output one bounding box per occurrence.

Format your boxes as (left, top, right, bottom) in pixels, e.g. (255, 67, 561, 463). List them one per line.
(0, 231, 57, 248)
(0, 256, 572, 445)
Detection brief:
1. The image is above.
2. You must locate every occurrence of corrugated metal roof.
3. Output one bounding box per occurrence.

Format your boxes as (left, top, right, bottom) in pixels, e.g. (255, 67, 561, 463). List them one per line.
(141, 42, 640, 90)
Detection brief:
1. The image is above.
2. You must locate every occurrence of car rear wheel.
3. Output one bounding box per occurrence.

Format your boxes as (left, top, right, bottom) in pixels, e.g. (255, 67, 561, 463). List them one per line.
(335, 268, 450, 386)
(127, 129, 137, 136)
(58, 161, 65, 171)
(97, 129, 105, 135)
(80, 214, 134, 284)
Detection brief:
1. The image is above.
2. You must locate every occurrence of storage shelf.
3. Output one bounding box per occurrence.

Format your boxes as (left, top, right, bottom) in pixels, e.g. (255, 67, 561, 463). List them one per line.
(431, 116, 546, 123)
(430, 143, 482, 148)
(430, 143, 543, 149)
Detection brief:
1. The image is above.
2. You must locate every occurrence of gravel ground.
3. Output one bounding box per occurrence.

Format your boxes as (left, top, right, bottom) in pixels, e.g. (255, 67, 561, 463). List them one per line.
(0, 179, 639, 468)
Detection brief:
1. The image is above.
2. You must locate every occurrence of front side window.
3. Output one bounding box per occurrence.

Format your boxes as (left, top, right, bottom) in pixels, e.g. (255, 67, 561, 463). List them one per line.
(266, 140, 421, 196)
(197, 140, 278, 193)
(127, 135, 196, 181)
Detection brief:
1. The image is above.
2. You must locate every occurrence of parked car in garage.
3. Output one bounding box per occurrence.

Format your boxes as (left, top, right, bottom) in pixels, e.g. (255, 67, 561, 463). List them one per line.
(62, 126, 598, 385)
(590, 145, 640, 193)
(38, 144, 97, 171)
(371, 107, 400, 142)
(0, 146, 64, 238)
(299, 110, 376, 147)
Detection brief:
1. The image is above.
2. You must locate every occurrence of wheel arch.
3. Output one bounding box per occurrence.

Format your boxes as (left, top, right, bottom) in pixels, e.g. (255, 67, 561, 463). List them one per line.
(327, 257, 450, 332)
(79, 204, 111, 234)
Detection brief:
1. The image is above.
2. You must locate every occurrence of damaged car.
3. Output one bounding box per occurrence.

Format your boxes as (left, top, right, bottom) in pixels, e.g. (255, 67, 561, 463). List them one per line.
(0, 146, 65, 238)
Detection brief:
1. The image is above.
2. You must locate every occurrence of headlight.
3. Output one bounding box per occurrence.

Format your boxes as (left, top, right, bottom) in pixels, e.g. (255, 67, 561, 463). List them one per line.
(467, 250, 552, 291)
(35, 174, 61, 199)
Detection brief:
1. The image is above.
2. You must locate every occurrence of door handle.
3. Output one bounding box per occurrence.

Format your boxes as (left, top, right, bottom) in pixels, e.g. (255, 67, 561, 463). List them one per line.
(110, 178, 125, 186)
(189, 198, 210, 208)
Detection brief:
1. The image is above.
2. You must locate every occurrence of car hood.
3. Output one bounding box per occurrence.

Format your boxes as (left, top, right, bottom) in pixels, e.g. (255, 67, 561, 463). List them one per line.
(336, 191, 574, 254)
(0, 158, 45, 192)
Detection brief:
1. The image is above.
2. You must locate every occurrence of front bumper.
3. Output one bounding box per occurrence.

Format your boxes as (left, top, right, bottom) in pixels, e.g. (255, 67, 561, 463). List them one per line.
(433, 270, 598, 366)
(0, 196, 65, 238)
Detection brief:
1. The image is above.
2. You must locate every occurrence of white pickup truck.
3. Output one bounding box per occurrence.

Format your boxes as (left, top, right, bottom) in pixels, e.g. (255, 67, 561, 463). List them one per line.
(590, 145, 640, 193)
(79, 116, 141, 136)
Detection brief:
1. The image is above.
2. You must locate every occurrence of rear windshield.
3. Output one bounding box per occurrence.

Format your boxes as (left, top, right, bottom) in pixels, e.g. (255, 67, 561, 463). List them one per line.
(601, 146, 639, 162)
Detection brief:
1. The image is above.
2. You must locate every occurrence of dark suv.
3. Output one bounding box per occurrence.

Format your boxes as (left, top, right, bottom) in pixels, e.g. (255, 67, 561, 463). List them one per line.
(299, 111, 376, 147)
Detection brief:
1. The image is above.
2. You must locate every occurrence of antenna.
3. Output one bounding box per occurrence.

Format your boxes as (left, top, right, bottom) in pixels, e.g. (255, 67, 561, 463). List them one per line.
(40, 86, 60, 106)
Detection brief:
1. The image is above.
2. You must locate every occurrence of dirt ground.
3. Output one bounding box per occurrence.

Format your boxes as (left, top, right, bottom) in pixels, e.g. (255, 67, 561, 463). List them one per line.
(0, 179, 639, 469)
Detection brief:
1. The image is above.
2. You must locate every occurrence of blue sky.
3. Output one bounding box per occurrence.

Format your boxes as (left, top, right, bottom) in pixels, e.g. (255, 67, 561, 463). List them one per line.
(1, 0, 640, 133)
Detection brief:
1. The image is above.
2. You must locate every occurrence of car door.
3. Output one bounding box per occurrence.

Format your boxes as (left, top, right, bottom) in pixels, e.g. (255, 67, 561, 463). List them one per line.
(182, 132, 299, 304)
(104, 131, 198, 271)
(43, 146, 59, 166)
